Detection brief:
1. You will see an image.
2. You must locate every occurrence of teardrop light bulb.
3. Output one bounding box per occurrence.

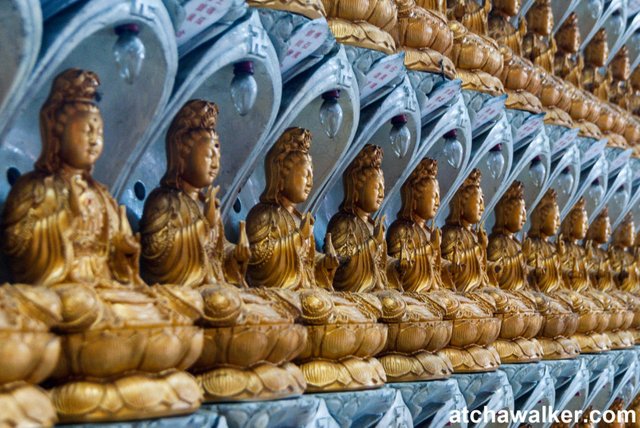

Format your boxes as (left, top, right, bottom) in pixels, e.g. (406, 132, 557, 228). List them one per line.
(113, 24, 146, 85)
(487, 145, 504, 179)
(444, 138, 464, 169)
(558, 168, 574, 195)
(390, 115, 411, 159)
(319, 90, 343, 139)
(230, 61, 258, 116)
(529, 158, 546, 187)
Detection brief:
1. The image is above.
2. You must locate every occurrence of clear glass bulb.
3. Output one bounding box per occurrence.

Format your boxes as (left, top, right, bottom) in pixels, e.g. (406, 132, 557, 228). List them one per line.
(113, 28, 145, 85)
(444, 138, 463, 169)
(529, 161, 546, 187)
(612, 188, 627, 209)
(390, 124, 411, 159)
(558, 171, 574, 195)
(319, 98, 343, 139)
(487, 150, 505, 179)
(589, 182, 605, 204)
(230, 72, 258, 116)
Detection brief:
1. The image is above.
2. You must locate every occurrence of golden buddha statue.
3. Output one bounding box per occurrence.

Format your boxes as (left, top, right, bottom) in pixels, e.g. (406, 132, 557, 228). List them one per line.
(326, 147, 453, 381)
(393, 0, 456, 78)
(609, 46, 633, 110)
(554, 12, 582, 88)
(485, 181, 544, 362)
(244, 129, 387, 391)
(609, 214, 640, 344)
(522, 0, 554, 73)
(387, 159, 502, 373)
(582, 29, 609, 101)
(139, 100, 308, 401)
(584, 209, 634, 349)
(0, 284, 61, 427)
(321, 0, 398, 54)
(445, 0, 505, 95)
(0, 69, 204, 423)
(522, 189, 580, 359)
(559, 199, 612, 352)
(521, 0, 574, 127)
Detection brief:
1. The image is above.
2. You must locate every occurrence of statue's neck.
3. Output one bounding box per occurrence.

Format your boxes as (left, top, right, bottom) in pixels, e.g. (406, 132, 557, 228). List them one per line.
(179, 180, 201, 202)
(60, 163, 91, 181)
(354, 205, 371, 224)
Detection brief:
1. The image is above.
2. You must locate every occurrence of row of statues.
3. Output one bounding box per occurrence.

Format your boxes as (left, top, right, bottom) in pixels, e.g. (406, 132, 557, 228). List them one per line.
(2, 68, 640, 425)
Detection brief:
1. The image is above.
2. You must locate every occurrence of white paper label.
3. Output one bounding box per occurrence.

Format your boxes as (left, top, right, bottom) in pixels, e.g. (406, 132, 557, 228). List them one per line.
(515, 115, 544, 142)
(421, 80, 460, 117)
(609, 149, 632, 171)
(552, 129, 579, 154)
(360, 56, 404, 99)
(280, 19, 329, 73)
(176, 0, 233, 44)
(583, 139, 608, 163)
(472, 96, 505, 130)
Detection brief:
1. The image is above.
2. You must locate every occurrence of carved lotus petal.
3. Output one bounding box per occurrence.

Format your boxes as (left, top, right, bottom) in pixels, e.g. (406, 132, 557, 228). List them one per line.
(200, 368, 249, 398)
(302, 360, 340, 388)
(52, 381, 104, 415)
(115, 375, 166, 409)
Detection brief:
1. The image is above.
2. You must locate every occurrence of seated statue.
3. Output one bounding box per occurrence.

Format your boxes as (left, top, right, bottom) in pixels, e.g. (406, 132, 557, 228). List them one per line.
(522, 0, 575, 127)
(487, 0, 543, 113)
(326, 147, 453, 381)
(559, 199, 612, 352)
(441, 170, 543, 365)
(139, 100, 307, 401)
(393, 0, 456, 78)
(522, 189, 580, 359)
(387, 158, 502, 373)
(582, 29, 609, 102)
(1, 69, 204, 423)
(609, 214, 640, 345)
(487, 182, 546, 363)
(446, 0, 505, 95)
(554, 12, 582, 88)
(584, 209, 634, 349)
(244, 129, 387, 392)
(0, 285, 61, 427)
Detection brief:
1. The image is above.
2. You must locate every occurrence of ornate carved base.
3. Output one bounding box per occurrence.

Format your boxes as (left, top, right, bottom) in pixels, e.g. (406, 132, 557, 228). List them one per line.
(607, 331, 635, 350)
(494, 338, 544, 363)
(539, 336, 581, 360)
(438, 345, 500, 373)
(573, 333, 612, 354)
(0, 382, 57, 427)
(197, 362, 306, 401)
(50, 370, 202, 423)
(378, 351, 453, 382)
(456, 69, 505, 96)
(299, 357, 386, 392)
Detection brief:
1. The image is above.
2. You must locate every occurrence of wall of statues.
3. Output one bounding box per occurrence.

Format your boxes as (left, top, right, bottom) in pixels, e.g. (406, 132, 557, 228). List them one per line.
(2, 0, 640, 426)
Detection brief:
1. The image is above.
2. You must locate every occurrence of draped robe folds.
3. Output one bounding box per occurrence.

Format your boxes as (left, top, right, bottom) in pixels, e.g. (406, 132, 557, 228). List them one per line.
(2, 171, 201, 330)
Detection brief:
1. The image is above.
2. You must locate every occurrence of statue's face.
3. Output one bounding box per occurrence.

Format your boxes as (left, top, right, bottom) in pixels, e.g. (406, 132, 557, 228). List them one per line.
(463, 187, 484, 224)
(500, 0, 520, 17)
(592, 215, 611, 243)
(358, 170, 385, 214)
(533, 5, 553, 36)
(182, 131, 220, 189)
(506, 199, 526, 233)
(557, 21, 580, 53)
(541, 203, 560, 236)
(613, 53, 630, 80)
(588, 35, 608, 67)
(619, 221, 635, 247)
(416, 179, 440, 221)
(60, 110, 104, 171)
(282, 154, 313, 204)
(571, 207, 588, 239)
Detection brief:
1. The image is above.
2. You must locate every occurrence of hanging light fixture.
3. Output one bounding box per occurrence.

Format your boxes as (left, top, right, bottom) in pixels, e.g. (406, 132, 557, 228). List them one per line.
(588, 179, 605, 205)
(230, 61, 258, 116)
(558, 167, 574, 195)
(319, 90, 343, 139)
(390, 115, 411, 159)
(487, 144, 504, 179)
(113, 24, 146, 85)
(612, 187, 627, 208)
(443, 129, 463, 168)
(529, 156, 546, 187)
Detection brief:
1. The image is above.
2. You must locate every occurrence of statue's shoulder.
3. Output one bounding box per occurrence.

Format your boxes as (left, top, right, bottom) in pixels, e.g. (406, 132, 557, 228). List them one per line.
(327, 211, 357, 234)
(140, 187, 184, 233)
(246, 202, 283, 240)
(387, 219, 412, 241)
(3, 171, 59, 223)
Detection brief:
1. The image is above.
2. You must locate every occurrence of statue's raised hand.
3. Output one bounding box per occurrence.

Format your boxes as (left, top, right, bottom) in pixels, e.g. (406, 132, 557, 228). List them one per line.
(234, 221, 251, 264)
